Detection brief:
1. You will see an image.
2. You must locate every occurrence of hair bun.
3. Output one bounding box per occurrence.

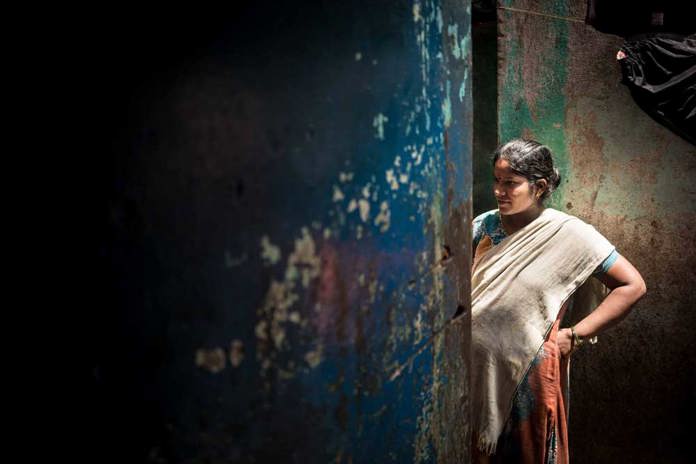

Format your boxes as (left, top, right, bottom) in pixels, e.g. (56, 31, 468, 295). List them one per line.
(550, 167, 561, 191)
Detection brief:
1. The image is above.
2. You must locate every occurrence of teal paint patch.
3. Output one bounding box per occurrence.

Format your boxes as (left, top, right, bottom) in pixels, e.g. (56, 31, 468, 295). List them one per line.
(442, 80, 452, 128)
(460, 35, 471, 62)
(447, 24, 462, 59)
(459, 68, 468, 102)
(373, 113, 389, 140)
(498, 0, 571, 209)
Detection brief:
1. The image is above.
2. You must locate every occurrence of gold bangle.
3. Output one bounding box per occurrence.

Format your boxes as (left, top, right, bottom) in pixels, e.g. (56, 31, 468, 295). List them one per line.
(570, 325, 583, 352)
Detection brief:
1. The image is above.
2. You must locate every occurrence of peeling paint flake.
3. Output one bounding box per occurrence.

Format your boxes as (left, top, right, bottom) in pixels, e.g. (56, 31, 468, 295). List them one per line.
(413, 312, 424, 345)
(358, 199, 370, 222)
(257, 279, 300, 350)
(461, 35, 470, 59)
(442, 80, 452, 128)
(229, 340, 244, 367)
(458, 69, 468, 102)
(386, 169, 399, 190)
(255, 320, 268, 340)
(411, 145, 425, 165)
(224, 250, 247, 268)
(332, 185, 345, 202)
(373, 113, 389, 140)
(195, 348, 226, 373)
(305, 344, 323, 368)
(260, 235, 281, 266)
(286, 228, 321, 288)
(447, 24, 461, 59)
(374, 201, 391, 233)
(412, 2, 422, 23)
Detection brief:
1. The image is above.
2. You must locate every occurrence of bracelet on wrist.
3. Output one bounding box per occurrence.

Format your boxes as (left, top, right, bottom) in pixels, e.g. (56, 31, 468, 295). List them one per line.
(570, 325, 583, 352)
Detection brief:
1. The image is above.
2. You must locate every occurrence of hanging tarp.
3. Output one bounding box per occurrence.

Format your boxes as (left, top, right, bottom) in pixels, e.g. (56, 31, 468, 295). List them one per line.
(618, 34, 696, 145)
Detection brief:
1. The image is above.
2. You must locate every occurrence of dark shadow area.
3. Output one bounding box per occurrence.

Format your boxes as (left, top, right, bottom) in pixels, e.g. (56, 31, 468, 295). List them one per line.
(472, 1, 498, 216)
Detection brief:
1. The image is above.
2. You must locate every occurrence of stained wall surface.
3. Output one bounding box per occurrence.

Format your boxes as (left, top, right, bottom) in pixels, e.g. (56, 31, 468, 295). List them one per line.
(92, 1, 472, 463)
(498, 1, 695, 463)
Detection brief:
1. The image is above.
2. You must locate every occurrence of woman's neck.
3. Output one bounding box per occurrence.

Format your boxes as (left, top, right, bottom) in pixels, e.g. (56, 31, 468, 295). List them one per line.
(500, 205, 545, 235)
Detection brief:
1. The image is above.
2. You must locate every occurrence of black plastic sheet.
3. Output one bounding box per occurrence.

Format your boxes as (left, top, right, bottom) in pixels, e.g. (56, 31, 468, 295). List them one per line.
(618, 34, 696, 145)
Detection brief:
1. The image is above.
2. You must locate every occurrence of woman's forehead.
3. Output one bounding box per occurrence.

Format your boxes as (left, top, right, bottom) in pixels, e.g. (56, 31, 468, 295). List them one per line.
(494, 159, 523, 177)
(494, 158, 513, 170)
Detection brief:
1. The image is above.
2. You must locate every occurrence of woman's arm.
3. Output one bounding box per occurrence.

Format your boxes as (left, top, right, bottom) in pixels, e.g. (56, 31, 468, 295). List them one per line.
(557, 255, 647, 356)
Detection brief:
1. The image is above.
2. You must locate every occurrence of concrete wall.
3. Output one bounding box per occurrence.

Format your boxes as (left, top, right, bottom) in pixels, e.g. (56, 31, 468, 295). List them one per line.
(92, 1, 472, 462)
(498, 1, 695, 463)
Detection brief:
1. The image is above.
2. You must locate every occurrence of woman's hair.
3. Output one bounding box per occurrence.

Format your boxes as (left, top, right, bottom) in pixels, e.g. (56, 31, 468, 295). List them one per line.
(492, 138, 562, 202)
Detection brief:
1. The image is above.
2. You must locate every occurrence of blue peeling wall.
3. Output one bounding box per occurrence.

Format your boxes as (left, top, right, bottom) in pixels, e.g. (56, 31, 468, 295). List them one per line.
(91, 1, 472, 462)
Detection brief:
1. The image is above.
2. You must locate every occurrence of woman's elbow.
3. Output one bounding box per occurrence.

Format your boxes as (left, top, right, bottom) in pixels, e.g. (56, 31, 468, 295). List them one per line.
(632, 275, 647, 302)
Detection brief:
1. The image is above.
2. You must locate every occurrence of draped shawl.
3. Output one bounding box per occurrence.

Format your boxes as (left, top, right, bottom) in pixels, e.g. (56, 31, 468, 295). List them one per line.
(471, 208, 614, 454)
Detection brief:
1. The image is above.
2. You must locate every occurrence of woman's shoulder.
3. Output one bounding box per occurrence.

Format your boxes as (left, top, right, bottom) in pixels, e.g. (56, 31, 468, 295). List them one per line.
(544, 208, 595, 230)
(473, 209, 507, 246)
(543, 207, 573, 221)
(547, 208, 616, 254)
(473, 209, 500, 226)
(547, 208, 602, 231)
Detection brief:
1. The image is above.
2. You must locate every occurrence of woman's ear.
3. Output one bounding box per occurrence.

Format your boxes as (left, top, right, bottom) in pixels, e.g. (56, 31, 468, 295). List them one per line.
(535, 179, 548, 198)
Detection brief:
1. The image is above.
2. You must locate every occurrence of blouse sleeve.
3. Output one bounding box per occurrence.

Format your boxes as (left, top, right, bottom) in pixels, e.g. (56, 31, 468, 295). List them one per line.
(594, 249, 619, 274)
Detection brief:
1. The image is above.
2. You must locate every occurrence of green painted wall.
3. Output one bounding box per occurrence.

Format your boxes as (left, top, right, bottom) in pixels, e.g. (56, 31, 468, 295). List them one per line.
(498, 1, 695, 463)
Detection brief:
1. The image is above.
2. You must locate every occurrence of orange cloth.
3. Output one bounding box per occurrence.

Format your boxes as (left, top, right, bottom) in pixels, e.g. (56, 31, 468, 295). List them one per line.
(488, 305, 570, 464)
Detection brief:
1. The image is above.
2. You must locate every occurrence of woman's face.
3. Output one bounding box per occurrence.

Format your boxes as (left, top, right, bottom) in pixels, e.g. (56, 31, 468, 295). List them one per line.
(493, 158, 539, 215)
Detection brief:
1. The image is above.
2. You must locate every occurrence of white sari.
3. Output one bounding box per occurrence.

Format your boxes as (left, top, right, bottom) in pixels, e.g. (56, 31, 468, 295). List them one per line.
(471, 208, 614, 454)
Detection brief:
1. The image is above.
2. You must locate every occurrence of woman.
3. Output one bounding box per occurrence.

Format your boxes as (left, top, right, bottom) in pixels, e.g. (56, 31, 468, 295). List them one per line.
(470, 139, 646, 463)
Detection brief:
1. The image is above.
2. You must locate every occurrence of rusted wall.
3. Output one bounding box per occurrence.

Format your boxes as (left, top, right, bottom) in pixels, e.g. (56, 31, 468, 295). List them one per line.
(93, 1, 472, 462)
(497, 1, 695, 462)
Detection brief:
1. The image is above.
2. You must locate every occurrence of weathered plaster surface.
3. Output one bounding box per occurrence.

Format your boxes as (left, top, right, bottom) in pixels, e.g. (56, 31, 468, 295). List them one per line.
(498, 1, 695, 462)
(100, 1, 473, 462)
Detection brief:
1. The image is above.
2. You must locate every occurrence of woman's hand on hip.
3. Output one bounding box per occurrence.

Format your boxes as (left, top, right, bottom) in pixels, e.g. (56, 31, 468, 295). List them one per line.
(557, 328, 573, 357)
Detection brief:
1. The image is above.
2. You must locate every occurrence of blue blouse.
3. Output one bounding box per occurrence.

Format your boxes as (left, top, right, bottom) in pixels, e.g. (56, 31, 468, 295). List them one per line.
(472, 209, 619, 274)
